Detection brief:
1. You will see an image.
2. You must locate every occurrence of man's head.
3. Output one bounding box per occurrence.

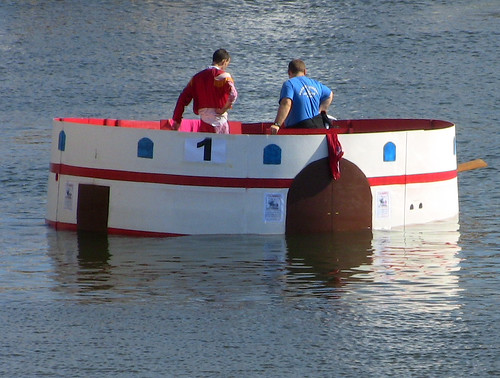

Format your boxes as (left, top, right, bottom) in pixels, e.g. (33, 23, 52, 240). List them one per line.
(288, 59, 307, 77)
(213, 49, 231, 69)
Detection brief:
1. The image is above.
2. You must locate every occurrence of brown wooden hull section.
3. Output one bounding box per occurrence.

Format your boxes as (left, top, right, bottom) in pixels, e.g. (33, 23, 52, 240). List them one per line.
(286, 158, 372, 234)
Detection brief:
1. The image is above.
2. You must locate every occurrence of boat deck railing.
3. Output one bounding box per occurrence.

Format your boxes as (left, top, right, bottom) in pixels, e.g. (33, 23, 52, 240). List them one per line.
(54, 117, 454, 135)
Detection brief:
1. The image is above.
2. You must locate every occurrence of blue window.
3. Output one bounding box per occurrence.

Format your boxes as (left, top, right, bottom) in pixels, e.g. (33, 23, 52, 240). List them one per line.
(383, 142, 396, 162)
(453, 136, 456, 155)
(138, 137, 154, 159)
(58, 131, 66, 151)
(263, 144, 281, 165)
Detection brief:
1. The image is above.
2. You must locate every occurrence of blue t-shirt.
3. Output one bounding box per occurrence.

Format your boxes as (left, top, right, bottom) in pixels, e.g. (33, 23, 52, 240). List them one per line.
(279, 76, 332, 127)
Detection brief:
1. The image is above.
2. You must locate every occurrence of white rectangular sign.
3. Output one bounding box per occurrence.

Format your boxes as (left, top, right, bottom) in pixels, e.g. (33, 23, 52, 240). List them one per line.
(64, 182, 74, 210)
(264, 193, 284, 223)
(184, 137, 226, 164)
(376, 191, 390, 218)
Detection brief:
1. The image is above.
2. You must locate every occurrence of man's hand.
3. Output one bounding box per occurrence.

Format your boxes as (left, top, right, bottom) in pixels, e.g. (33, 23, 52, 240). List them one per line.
(172, 120, 181, 130)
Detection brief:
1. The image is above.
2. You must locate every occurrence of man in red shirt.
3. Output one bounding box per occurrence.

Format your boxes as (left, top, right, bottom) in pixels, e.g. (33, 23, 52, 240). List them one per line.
(172, 49, 238, 134)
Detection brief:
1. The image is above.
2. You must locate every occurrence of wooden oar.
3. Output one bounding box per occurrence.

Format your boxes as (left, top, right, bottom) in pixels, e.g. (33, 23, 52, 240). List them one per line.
(457, 159, 488, 172)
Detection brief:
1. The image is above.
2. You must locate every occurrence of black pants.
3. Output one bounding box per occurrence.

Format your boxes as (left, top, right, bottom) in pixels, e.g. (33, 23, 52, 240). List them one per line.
(287, 112, 330, 129)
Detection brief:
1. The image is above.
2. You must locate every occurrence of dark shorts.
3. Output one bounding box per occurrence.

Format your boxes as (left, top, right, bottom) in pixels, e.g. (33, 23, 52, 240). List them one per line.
(286, 113, 328, 129)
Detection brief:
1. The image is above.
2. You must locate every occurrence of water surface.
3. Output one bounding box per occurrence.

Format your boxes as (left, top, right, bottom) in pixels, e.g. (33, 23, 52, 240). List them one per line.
(0, 0, 498, 376)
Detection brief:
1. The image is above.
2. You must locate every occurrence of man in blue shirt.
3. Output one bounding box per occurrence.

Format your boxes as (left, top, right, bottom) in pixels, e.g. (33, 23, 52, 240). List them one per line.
(271, 59, 334, 134)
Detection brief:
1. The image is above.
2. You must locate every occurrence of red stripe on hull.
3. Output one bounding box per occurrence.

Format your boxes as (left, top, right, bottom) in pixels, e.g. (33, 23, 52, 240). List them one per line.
(368, 170, 457, 186)
(50, 163, 457, 189)
(45, 219, 185, 237)
(50, 163, 293, 188)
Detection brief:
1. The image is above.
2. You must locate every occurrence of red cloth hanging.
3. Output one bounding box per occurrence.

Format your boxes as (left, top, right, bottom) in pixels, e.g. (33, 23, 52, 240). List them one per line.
(326, 133, 343, 180)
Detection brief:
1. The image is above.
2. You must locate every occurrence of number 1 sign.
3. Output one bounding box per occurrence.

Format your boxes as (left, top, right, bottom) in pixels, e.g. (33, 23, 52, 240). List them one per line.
(184, 137, 227, 164)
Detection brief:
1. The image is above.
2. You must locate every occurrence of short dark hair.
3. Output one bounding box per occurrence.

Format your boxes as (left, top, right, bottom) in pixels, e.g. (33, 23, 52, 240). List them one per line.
(288, 59, 306, 74)
(213, 49, 231, 64)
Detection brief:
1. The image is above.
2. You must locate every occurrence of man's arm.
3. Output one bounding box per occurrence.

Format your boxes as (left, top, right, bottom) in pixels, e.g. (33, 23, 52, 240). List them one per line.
(217, 79, 238, 114)
(172, 83, 194, 130)
(319, 91, 334, 113)
(271, 98, 292, 134)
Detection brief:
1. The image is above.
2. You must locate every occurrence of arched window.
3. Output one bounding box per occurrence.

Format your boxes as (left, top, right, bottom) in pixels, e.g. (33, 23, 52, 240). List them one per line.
(383, 142, 396, 162)
(263, 144, 281, 165)
(137, 137, 154, 159)
(58, 131, 66, 151)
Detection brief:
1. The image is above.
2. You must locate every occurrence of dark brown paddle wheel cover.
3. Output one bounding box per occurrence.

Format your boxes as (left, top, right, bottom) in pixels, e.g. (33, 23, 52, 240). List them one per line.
(286, 158, 372, 234)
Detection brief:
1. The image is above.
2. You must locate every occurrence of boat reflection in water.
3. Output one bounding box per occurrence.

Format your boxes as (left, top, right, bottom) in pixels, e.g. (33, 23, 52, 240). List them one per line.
(284, 230, 374, 297)
(76, 231, 112, 293)
(367, 221, 462, 312)
(46, 220, 461, 305)
(77, 231, 110, 265)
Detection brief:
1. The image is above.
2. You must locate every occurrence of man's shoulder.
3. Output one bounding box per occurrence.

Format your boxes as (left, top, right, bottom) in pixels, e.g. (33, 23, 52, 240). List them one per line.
(194, 67, 214, 76)
(304, 76, 331, 92)
(215, 71, 232, 80)
(283, 77, 299, 88)
(189, 68, 214, 84)
(288, 76, 318, 86)
(303, 76, 322, 85)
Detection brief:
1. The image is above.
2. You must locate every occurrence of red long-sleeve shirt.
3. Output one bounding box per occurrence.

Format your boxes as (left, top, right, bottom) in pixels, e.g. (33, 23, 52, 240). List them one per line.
(173, 66, 237, 123)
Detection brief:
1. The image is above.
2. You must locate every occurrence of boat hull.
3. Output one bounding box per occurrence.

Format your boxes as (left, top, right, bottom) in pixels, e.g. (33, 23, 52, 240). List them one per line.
(46, 118, 459, 236)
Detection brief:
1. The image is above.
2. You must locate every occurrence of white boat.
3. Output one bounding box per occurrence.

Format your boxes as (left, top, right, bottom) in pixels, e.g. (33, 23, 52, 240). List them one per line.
(46, 117, 459, 236)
